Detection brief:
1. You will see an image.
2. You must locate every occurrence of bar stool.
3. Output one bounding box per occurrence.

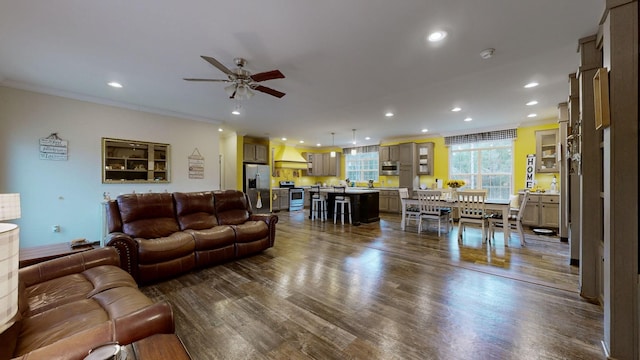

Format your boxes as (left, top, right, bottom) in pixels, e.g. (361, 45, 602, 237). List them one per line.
(333, 186, 351, 224)
(310, 185, 327, 221)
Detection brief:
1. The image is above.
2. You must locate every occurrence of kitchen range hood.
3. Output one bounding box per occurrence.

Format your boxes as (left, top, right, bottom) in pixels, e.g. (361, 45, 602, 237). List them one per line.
(273, 147, 309, 169)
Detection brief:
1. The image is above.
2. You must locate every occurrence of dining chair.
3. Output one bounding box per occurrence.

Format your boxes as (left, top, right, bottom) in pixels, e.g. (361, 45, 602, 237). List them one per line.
(416, 190, 452, 236)
(333, 186, 351, 224)
(310, 185, 327, 221)
(456, 189, 489, 243)
(398, 187, 420, 229)
(488, 190, 530, 246)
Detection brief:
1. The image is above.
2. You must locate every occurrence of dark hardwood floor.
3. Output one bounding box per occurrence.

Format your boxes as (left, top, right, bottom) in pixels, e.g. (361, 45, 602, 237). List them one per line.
(140, 211, 603, 359)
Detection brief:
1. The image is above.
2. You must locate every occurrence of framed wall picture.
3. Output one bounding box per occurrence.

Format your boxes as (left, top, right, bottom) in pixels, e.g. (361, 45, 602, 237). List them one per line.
(593, 67, 610, 130)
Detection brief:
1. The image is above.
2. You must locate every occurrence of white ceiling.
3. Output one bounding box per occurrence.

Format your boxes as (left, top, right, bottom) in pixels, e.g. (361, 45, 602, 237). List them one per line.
(0, 1, 604, 148)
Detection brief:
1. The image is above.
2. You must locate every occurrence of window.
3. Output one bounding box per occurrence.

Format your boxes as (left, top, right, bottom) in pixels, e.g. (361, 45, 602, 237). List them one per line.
(449, 139, 513, 200)
(345, 149, 379, 182)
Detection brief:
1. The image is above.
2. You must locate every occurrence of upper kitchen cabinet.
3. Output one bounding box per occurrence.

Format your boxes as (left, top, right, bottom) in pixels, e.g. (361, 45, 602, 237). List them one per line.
(304, 152, 340, 176)
(102, 138, 170, 183)
(243, 143, 268, 163)
(416, 142, 434, 175)
(398, 142, 416, 166)
(379, 145, 399, 162)
(535, 129, 559, 173)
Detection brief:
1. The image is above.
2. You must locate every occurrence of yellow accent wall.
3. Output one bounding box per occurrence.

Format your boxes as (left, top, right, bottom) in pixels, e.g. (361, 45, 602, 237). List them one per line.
(239, 122, 560, 194)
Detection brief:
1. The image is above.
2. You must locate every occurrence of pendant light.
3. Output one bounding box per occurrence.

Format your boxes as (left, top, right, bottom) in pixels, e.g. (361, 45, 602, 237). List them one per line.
(330, 132, 336, 158)
(350, 129, 357, 155)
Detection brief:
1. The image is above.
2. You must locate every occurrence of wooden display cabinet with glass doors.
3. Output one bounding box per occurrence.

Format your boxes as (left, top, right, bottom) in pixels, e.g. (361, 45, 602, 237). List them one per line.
(102, 138, 170, 183)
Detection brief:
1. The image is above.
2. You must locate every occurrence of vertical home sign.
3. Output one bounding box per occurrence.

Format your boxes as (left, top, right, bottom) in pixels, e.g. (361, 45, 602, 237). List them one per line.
(188, 148, 204, 179)
(525, 154, 536, 189)
(39, 133, 68, 160)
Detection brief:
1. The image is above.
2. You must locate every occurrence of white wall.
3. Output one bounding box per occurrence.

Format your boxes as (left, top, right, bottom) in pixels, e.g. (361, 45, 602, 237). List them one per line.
(0, 86, 223, 247)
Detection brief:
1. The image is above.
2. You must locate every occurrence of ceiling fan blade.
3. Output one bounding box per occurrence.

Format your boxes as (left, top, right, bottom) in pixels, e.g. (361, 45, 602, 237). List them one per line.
(183, 78, 229, 82)
(250, 70, 285, 82)
(254, 85, 285, 98)
(201, 56, 234, 76)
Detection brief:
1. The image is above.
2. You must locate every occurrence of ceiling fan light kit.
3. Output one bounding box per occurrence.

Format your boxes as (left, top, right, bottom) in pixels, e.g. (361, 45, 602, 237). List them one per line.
(184, 56, 285, 100)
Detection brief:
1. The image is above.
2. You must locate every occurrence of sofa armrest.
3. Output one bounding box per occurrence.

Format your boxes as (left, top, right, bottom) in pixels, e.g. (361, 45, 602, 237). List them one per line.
(105, 233, 139, 281)
(19, 247, 120, 288)
(249, 213, 278, 247)
(10, 301, 174, 360)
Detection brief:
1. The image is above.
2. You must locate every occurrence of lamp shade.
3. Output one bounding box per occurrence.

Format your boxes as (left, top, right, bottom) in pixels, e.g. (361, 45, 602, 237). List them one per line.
(0, 194, 20, 221)
(0, 223, 19, 333)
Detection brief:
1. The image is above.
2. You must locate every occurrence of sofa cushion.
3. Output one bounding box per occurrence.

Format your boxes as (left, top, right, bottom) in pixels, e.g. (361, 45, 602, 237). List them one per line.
(186, 225, 236, 250)
(83, 265, 139, 297)
(23, 265, 138, 316)
(15, 299, 109, 356)
(136, 232, 195, 264)
(24, 274, 93, 316)
(214, 190, 251, 225)
(234, 221, 269, 243)
(118, 193, 180, 238)
(91, 286, 154, 320)
(173, 191, 218, 230)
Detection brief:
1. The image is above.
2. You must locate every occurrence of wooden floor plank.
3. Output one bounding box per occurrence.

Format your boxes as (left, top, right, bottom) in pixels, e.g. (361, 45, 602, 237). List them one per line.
(140, 211, 603, 359)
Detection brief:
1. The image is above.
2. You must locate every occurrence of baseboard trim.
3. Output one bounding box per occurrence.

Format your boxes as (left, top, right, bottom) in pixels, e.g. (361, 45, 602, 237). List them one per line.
(570, 258, 579, 266)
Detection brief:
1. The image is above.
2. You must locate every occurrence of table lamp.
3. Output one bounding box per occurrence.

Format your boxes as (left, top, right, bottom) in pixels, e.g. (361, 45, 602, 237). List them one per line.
(0, 193, 20, 334)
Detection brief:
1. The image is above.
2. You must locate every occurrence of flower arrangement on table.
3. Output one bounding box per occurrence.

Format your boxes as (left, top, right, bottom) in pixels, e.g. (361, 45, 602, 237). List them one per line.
(446, 179, 466, 189)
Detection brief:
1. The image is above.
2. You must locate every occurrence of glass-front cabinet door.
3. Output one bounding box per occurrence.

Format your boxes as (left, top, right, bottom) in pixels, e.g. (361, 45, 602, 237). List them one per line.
(535, 129, 559, 173)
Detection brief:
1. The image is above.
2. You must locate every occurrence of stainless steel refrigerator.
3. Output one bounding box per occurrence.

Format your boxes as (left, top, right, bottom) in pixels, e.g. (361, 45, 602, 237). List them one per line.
(244, 164, 271, 214)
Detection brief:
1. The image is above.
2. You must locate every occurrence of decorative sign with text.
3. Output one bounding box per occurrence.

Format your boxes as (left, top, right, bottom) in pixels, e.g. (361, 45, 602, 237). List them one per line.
(525, 154, 536, 189)
(39, 133, 68, 161)
(188, 148, 204, 179)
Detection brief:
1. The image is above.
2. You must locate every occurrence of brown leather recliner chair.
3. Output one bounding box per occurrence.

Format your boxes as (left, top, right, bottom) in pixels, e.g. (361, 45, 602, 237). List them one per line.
(1, 247, 174, 360)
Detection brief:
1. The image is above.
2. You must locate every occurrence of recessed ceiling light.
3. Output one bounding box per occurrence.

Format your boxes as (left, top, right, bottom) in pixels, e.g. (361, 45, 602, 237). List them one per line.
(299, 140, 304, 144)
(281, 137, 287, 141)
(385, 112, 394, 117)
(464, 117, 473, 122)
(365, 137, 371, 140)
(421, 129, 429, 133)
(107, 82, 123, 88)
(231, 110, 240, 115)
(218, 128, 223, 132)
(527, 113, 537, 118)
(451, 107, 462, 112)
(427, 31, 447, 42)
(316, 143, 321, 147)
(524, 82, 539, 88)
(526, 100, 538, 106)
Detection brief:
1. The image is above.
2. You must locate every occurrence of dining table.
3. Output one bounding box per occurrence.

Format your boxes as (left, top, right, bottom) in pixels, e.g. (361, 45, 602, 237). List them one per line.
(400, 196, 512, 243)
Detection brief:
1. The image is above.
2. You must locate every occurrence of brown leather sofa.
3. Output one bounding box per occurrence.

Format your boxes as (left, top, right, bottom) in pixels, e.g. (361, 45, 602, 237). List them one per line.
(105, 190, 278, 284)
(1, 247, 174, 360)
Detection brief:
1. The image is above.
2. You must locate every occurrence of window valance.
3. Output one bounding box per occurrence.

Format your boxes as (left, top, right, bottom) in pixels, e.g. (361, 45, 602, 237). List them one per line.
(444, 129, 517, 146)
(343, 145, 379, 154)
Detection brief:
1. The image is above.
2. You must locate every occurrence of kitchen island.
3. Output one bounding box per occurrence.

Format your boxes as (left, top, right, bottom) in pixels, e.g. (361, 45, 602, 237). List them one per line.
(309, 188, 379, 225)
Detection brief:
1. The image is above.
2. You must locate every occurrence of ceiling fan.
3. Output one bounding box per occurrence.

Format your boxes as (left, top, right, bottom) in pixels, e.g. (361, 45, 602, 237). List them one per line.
(184, 56, 285, 99)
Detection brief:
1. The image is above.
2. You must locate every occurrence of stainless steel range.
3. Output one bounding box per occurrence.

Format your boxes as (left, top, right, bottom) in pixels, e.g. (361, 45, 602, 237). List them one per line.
(279, 181, 304, 211)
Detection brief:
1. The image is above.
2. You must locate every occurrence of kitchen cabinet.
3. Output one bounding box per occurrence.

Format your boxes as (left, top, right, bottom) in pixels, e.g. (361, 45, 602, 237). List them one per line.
(243, 143, 268, 163)
(416, 142, 434, 175)
(304, 152, 340, 176)
(379, 190, 400, 213)
(272, 189, 289, 211)
(102, 138, 170, 183)
(535, 129, 559, 173)
(322, 153, 341, 177)
(398, 143, 416, 166)
(519, 192, 559, 228)
(379, 145, 399, 162)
